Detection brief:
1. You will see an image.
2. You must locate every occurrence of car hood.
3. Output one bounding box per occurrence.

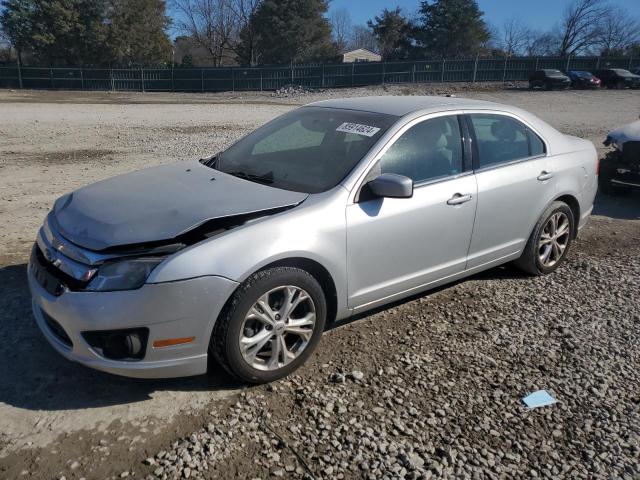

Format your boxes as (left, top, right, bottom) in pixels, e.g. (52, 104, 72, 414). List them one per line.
(51, 160, 308, 251)
(606, 120, 640, 151)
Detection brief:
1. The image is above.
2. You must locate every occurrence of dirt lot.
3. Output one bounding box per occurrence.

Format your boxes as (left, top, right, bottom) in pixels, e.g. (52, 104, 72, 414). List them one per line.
(0, 85, 639, 479)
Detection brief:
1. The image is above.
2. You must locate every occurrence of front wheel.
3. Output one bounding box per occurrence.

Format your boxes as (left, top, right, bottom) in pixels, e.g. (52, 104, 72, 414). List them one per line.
(515, 201, 574, 275)
(210, 267, 326, 384)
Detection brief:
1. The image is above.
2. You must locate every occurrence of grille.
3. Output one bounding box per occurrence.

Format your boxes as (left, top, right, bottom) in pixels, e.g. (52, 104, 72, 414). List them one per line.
(31, 244, 87, 295)
(42, 310, 73, 348)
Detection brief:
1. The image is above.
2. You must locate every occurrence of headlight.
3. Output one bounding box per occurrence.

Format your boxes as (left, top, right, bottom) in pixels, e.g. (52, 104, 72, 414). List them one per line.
(86, 258, 164, 292)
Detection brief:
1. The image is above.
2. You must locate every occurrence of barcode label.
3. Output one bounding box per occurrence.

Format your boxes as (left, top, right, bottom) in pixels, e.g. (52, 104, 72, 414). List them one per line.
(336, 122, 381, 137)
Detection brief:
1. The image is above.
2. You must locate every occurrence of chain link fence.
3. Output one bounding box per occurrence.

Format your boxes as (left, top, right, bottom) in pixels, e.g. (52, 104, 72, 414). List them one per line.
(0, 56, 638, 92)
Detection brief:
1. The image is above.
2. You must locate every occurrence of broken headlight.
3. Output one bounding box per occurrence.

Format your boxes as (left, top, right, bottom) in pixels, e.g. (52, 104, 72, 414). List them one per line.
(86, 258, 164, 292)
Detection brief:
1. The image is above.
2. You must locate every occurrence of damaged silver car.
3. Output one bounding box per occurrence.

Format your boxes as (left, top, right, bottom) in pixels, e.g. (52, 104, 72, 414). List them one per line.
(29, 96, 598, 383)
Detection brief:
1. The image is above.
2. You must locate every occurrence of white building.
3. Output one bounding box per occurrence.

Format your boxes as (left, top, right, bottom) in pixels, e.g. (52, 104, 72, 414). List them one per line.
(342, 48, 382, 63)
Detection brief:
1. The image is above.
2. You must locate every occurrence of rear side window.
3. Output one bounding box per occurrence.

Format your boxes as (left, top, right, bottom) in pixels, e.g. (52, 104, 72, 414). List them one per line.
(377, 115, 464, 184)
(469, 114, 545, 169)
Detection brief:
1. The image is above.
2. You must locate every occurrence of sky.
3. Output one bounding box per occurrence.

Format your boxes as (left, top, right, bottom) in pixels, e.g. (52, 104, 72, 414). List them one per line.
(329, 0, 640, 32)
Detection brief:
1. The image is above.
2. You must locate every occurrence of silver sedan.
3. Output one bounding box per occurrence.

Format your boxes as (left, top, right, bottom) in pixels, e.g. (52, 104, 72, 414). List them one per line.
(28, 96, 598, 383)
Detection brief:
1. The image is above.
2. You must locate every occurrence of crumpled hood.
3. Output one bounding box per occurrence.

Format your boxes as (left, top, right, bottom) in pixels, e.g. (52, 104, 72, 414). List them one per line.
(52, 160, 308, 251)
(607, 120, 640, 150)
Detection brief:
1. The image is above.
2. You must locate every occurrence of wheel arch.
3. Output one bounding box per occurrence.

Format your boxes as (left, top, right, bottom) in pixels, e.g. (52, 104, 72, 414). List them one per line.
(554, 194, 580, 238)
(255, 257, 339, 325)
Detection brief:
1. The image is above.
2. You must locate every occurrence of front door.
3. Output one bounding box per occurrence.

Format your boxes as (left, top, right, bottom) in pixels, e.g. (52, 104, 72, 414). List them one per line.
(346, 114, 477, 309)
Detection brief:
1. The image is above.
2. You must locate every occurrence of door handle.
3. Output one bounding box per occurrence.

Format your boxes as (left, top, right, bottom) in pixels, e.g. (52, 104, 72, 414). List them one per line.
(447, 193, 473, 205)
(537, 171, 554, 181)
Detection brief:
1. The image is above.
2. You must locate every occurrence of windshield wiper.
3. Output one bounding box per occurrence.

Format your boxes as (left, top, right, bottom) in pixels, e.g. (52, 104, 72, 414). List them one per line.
(226, 170, 274, 185)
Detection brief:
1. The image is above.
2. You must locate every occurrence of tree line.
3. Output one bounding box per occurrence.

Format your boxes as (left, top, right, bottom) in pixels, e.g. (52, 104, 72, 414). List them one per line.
(1, 0, 639, 68)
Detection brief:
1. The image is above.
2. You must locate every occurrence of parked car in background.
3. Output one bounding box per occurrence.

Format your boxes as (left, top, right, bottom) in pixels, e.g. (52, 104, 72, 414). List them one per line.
(28, 96, 598, 384)
(567, 70, 601, 89)
(600, 119, 640, 195)
(592, 69, 640, 89)
(529, 69, 571, 90)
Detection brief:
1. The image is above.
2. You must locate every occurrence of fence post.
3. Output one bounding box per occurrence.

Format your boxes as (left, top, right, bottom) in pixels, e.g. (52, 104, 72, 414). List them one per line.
(596, 56, 601, 69)
(231, 68, 235, 92)
(629, 56, 633, 69)
(502, 57, 507, 83)
(290, 62, 294, 85)
(382, 62, 386, 85)
(321, 64, 325, 88)
(412, 62, 415, 83)
(201, 68, 204, 92)
(80, 68, 84, 90)
(535, 57, 539, 71)
(141, 67, 145, 92)
(110, 68, 115, 91)
(565, 55, 571, 72)
(50, 67, 54, 89)
(472, 54, 479, 83)
(171, 64, 174, 92)
(17, 56, 23, 89)
(441, 59, 445, 83)
(351, 62, 355, 87)
(260, 70, 263, 91)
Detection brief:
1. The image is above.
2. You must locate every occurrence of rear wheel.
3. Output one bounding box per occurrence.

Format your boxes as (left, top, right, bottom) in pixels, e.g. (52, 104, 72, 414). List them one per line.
(515, 201, 574, 276)
(210, 267, 326, 384)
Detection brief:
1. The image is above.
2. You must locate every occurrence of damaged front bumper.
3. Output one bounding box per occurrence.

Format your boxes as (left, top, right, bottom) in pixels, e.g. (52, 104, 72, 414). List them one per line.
(28, 242, 239, 379)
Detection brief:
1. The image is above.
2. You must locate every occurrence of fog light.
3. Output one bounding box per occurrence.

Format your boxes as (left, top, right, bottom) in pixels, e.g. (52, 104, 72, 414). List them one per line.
(83, 328, 149, 361)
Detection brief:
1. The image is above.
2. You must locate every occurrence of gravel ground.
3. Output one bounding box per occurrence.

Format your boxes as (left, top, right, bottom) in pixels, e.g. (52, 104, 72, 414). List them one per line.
(0, 85, 639, 479)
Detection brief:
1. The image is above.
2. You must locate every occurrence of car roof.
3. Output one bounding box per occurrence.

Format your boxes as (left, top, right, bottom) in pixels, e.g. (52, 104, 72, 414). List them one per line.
(307, 96, 509, 117)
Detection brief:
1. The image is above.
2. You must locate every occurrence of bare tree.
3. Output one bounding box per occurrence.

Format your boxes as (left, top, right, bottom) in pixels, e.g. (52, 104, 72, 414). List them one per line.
(557, 0, 606, 55)
(172, 0, 237, 66)
(330, 7, 352, 52)
(500, 18, 531, 56)
(525, 31, 561, 56)
(596, 7, 640, 55)
(0, 25, 12, 62)
(349, 25, 377, 52)
(229, 0, 261, 64)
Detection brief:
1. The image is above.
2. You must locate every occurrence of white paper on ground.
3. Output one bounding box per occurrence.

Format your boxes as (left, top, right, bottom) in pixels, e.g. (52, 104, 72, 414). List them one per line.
(522, 390, 557, 409)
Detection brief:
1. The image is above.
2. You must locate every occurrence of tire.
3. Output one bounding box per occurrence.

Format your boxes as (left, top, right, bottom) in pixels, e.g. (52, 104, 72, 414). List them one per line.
(515, 201, 575, 276)
(615, 81, 625, 90)
(545, 82, 553, 91)
(210, 267, 327, 384)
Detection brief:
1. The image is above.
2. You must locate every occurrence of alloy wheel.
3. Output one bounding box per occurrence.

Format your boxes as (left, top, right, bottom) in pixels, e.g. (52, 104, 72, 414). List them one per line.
(538, 212, 571, 268)
(239, 285, 316, 371)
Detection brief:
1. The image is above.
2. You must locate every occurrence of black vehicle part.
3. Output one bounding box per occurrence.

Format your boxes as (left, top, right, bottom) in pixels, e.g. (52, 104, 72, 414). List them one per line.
(83, 328, 149, 360)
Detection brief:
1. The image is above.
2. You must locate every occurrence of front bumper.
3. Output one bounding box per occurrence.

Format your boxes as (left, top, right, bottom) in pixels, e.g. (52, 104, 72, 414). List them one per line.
(28, 261, 238, 379)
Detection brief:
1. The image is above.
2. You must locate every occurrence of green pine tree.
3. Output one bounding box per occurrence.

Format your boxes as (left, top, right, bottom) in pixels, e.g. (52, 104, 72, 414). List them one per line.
(415, 0, 491, 58)
(243, 0, 338, 65)
(367, 7, 413, 61)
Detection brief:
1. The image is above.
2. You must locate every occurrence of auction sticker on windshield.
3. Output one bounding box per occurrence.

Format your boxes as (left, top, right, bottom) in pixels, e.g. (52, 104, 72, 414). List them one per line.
(336, 122, 381, 137)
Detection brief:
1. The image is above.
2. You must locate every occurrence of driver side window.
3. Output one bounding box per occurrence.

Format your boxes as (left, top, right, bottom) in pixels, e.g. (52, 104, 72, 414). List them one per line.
(377, 115, 464, 184)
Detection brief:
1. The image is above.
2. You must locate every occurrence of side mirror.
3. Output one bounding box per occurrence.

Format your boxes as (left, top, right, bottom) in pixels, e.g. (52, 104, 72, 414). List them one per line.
(367, 173, 413, 199)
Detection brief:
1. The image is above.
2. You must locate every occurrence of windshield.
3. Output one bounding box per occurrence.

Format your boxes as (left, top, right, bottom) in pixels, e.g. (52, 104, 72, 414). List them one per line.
(571, 71, 591, 78)
(613, 69, 633, 77)
(544, 69, 563, 75)
(212, 107, 397, 193)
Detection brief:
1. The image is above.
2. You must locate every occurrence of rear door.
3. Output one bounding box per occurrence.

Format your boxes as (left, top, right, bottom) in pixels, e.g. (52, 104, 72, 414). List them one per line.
(465, 112, 556, 269)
